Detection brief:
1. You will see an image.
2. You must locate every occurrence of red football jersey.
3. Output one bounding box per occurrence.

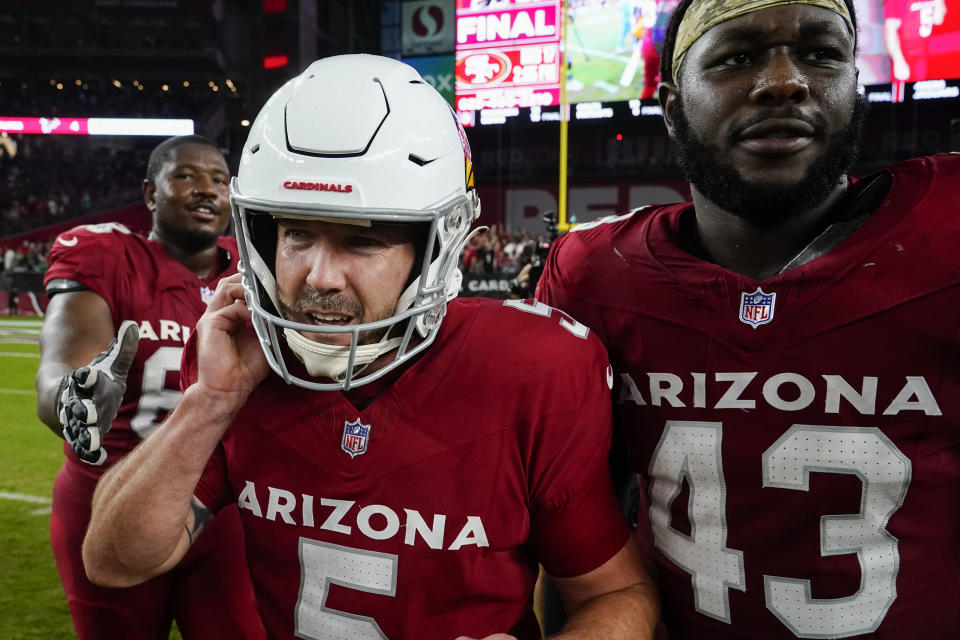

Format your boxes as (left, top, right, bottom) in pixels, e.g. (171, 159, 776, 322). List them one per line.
(45, 222, 239, 481)
(538, 154, 960, 639)
(184, 297, 629, 640)
(884, 0, 938, 57)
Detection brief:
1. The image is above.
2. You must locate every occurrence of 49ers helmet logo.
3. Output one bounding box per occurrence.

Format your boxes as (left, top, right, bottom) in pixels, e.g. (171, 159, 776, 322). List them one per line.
(283, 180, 353, 193)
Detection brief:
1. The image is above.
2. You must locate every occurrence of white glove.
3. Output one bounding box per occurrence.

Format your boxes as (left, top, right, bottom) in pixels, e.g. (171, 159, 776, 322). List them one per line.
(57, 320, 140, 466)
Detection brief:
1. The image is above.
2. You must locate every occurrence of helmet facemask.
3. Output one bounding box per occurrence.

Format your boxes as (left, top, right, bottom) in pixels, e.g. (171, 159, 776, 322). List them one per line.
(232, 188, 478, 390)
(230, 54, 480, 390)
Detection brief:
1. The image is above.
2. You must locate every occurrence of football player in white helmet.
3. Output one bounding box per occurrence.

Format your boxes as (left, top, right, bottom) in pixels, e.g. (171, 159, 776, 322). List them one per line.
(83, 55, 658, 640)
(231, 53, 480, 389)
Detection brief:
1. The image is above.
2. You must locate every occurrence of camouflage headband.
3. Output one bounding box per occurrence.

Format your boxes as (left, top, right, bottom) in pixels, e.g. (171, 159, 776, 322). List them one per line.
(672, 0, 855, 80)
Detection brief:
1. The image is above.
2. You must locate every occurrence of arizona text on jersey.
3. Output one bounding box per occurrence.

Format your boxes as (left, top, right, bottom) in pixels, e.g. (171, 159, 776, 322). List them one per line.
(538, 154, 960, 639)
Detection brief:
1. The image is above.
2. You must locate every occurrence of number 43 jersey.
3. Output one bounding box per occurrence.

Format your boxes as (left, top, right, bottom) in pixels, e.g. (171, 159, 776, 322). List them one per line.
(186, 297, 630, 640)
(537, 154, 960, 639)
(45, 223, 239, 480)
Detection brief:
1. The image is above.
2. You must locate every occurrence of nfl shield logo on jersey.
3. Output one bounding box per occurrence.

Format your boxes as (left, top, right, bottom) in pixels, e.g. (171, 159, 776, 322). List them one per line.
(200, 286, 215, 304)
(739, 288, 776, 328)
(341, 419, 371, 458)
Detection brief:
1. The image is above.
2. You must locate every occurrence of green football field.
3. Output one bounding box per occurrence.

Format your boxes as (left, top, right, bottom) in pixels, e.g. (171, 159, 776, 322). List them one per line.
(0, 316, 71, 639)
(565, 3, 653, 104)
(0, 317, 182, 639)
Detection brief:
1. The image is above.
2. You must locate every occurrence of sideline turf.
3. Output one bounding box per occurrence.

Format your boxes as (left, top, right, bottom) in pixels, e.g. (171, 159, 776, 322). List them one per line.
(0, 317, 184, 639)
(0, 316, 73, 639)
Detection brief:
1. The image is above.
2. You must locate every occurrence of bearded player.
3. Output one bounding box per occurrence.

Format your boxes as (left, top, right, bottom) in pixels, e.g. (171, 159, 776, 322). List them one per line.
(79, 55, 659, 640)
(537, 0, 960, 637)
(36, 135, 264, 639)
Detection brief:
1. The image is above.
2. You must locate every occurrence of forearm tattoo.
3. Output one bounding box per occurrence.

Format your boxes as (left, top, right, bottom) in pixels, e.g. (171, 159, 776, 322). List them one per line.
(184, 498, 213, 545)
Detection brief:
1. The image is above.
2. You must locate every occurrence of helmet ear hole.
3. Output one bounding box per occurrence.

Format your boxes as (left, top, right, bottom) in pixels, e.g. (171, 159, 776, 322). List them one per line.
(231, 54, 478, 390)
(405, 221, 433, 290)
(246, 212, 282, 317)
(249, 214, 278, 278)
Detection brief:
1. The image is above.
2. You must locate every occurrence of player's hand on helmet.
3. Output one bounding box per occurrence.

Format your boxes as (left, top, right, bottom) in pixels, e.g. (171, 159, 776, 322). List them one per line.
(195, 273, 270, 402)
(56, 320, 140, 466)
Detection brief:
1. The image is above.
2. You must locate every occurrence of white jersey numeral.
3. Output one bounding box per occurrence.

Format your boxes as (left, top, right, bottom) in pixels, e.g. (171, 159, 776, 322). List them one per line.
(76, 222, 131, 235)
(648, 422, 911, 638)
(295, 538, 397, 640)
(58, 223, 131, 246)
(130, 346, 183, 438)
(648, 421, 746, 622)
(503, 299, 589, 339)
(762, 426, 910, 637)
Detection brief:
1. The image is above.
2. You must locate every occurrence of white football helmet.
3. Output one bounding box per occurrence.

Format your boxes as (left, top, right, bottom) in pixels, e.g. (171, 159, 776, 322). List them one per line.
(231, 54, 480, 390)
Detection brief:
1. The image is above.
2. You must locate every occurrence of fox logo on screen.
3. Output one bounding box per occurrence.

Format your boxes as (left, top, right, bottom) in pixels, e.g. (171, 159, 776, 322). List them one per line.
(282, 180, 353, 193)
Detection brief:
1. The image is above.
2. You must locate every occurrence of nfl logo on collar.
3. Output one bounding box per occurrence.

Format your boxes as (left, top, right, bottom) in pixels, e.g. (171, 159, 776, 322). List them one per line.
(341, 419, 371, 458)
(739, 288, 776, 328)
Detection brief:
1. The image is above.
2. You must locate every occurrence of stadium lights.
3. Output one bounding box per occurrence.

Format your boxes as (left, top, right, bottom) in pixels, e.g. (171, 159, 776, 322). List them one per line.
(49, 79, 56, 85)
(75, 79, 82, 86)
(241, 119, 250, 126)
(183, 80, 190, 87)
(82, 84, 88, 90)
(212, 85, 219, 92)
(137, 85, 144, 91)
(112, 79, 121, 88)
(56, 83, 63, 90)
(208, 81, 215, 87)
(162, 84, 169, 91)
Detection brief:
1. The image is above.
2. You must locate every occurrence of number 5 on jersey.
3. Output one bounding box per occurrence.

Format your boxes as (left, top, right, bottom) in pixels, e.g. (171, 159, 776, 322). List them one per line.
(296, 538, 396, 640)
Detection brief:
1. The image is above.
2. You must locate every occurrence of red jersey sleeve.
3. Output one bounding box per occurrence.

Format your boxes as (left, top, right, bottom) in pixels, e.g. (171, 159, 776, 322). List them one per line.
(179, 329, 232, 513)
(179, 330, 200, 393)
(194, 442, 231, 513)
(528, 405, 630, 578)
(45, 225, 132, 315)
(521, 310, 629, 578)
(537, 228, 612, 345)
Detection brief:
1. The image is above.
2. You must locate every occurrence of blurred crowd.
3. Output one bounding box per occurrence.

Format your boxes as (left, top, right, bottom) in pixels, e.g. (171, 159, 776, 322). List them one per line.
(2, 135, 548, 283)
(1, 77, 230, 120)
(2, 238, 52, 273)
(461, 225, 552, 275)
(0, 136, 145, 239)
(0, 13, 213, 53)
(1, 0, 231, 121)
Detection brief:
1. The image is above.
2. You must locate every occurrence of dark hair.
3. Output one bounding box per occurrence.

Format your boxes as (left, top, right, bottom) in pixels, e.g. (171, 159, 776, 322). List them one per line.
(145, 134, 223, 182)
(659, 0, 859, 85)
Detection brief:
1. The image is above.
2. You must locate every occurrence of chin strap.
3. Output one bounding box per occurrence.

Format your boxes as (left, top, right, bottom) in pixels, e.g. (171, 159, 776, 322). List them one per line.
(244, 198, 480, 384)
(387, 225, 485, 337)
(283, 328, 404, 382)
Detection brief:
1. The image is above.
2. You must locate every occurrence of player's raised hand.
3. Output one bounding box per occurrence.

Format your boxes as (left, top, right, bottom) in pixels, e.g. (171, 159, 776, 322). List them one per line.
(193, 273, 270, 403)
(57, 320, 140, 465)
